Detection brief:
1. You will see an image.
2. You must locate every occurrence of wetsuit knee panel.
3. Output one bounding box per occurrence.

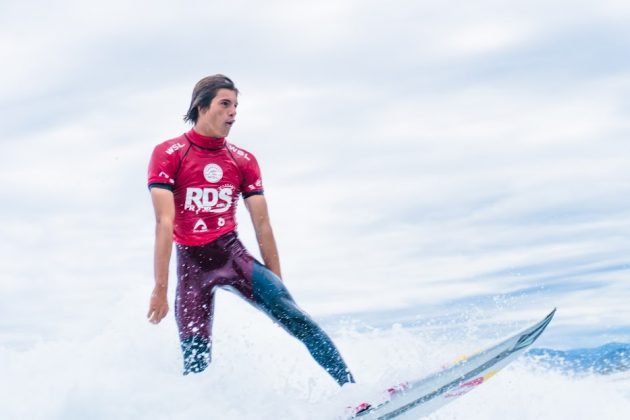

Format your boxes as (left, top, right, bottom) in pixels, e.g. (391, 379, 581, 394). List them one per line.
(251, 261, 322, 337)
(251, 261, 290, 301)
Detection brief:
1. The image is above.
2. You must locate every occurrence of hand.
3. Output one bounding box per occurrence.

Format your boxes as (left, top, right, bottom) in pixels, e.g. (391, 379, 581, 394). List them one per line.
(147, 287, 169, 324)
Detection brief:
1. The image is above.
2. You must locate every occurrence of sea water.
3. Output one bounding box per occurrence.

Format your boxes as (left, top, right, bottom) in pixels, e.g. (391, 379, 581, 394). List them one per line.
(1, 287, 629, 420)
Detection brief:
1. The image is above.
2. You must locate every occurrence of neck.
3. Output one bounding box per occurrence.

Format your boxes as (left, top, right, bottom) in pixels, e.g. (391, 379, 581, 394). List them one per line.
(193, 122, 219, 137)
(186, 128, 226, 150)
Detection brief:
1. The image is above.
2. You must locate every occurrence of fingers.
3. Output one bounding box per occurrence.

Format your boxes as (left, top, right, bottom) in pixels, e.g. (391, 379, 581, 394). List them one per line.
(157, 306, 167, 323)
(149, 307, 168, 324)
(149, 310, 160, 324)
(148, 309, 158, 324)
(147, 301, 169, 324)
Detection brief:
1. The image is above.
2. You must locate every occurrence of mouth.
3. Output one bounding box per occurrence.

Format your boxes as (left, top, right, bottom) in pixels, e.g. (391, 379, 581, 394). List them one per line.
(226, 120, 235, 127)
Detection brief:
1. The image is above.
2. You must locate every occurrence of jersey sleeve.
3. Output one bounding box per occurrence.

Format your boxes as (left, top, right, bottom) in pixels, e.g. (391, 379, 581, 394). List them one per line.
(147, 142, 179, 190)
(240, 153, 264, 198)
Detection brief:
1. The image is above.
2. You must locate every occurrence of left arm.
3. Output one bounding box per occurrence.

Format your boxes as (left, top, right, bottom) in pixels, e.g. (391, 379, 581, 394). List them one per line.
(244, 194, 282, 279)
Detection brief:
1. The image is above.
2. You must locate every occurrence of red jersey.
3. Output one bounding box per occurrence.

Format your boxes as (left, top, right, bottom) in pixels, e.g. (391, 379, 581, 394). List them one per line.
(148, 129, 264, 246)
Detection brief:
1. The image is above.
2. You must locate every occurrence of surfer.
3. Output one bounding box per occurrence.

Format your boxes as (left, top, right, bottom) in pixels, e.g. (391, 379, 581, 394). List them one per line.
(145, 74, 355, 386)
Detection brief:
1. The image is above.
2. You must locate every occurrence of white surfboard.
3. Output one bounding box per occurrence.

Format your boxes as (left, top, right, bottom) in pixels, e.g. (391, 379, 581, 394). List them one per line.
(348, 309, 556, 419)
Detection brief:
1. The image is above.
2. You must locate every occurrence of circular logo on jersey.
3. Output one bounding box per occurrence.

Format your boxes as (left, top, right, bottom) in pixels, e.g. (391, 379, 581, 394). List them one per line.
(203, 164, 223, 183)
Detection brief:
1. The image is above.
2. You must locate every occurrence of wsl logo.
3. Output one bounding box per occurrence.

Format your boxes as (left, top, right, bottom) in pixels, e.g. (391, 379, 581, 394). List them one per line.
(184, 185, 234, 213)
(165, 143, 186, 155)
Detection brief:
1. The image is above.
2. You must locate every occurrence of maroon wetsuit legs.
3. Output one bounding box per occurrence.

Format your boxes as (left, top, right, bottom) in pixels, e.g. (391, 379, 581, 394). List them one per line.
(174, 231, 354, 385)
(175, 232, 254, 373)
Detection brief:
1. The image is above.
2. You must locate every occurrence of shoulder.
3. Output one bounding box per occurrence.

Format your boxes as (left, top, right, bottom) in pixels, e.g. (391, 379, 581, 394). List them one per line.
(148, 134, 191, 187)
(226, 142, 259, 165)
(153, 134, 189, 156)
(226, 142, 264, 193)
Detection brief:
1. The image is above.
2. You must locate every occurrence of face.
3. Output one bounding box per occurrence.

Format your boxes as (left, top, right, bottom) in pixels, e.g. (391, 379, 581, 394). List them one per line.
(195, 88, 238, 138)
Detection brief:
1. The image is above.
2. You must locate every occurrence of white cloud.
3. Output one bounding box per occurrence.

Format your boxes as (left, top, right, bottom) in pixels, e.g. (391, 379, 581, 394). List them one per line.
(442, 22, 534, 56)
(1, 0, 630, 353)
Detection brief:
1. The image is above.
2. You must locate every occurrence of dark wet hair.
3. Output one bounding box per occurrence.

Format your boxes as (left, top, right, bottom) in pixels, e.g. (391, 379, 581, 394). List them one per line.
(184, 74, 239, 124)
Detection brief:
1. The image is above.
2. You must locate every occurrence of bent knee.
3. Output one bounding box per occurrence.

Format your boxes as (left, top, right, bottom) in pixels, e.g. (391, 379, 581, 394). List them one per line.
(274, 308, 322, 340)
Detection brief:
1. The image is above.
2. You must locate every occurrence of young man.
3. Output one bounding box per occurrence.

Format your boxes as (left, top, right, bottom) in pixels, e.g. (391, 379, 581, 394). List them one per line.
(146, 75, 354, 386)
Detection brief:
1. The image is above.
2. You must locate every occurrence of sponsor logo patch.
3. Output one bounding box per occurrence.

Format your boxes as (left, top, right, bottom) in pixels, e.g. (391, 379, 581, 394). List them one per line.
(203, 163, 223, 183)
(193, 219, 208, 232)
(184, 184, 235, 213)
(158, 171, 175, 184)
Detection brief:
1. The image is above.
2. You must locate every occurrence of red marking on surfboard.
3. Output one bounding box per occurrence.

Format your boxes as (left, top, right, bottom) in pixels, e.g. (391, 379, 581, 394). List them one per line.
(444, 376, 485, 398)
(386, 382, 411, 397)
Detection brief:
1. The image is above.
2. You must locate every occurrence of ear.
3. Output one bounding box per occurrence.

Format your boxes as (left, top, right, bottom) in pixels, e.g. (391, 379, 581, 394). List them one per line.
(197, 104, 209, 117)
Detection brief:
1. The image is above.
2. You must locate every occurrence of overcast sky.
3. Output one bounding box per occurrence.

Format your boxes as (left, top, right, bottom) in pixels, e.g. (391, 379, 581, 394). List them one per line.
(2, 0, 630, 349)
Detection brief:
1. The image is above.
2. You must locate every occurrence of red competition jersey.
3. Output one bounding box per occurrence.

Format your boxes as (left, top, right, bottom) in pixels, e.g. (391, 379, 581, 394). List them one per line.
(148, 129, 264, 246)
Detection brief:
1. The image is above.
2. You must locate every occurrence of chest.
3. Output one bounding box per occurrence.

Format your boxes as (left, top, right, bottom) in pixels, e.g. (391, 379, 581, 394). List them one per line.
(173, 148, 243, 214)
(175, 148, 242, 191)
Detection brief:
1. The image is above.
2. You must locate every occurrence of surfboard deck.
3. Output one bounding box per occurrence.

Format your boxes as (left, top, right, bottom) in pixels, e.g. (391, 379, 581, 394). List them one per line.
(346, 309, 556, 419)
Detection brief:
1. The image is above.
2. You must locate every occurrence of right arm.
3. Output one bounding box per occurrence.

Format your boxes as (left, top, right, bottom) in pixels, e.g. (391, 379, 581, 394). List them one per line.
(147, 187, 175, 324)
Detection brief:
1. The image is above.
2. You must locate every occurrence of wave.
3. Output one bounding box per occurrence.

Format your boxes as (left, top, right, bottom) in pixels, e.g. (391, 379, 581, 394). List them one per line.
(527, 342, 630, 375)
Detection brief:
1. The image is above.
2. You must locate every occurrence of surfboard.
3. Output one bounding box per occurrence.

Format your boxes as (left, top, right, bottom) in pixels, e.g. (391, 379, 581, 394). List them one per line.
(347, 309, 556, 419)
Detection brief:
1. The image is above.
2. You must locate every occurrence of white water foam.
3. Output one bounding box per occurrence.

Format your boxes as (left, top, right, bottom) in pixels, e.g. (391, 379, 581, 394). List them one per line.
(1, 288, 629, 420)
